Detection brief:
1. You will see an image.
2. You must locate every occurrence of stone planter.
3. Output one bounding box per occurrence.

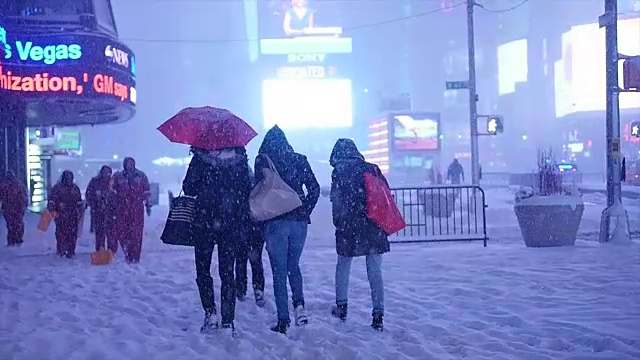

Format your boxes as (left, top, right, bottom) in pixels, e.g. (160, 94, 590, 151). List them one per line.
(514, 195, 584, 247)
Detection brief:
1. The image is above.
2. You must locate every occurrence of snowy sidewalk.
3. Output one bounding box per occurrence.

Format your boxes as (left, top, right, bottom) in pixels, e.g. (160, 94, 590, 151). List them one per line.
(1, 241, 639, 360)
(1, 190, 640, 359)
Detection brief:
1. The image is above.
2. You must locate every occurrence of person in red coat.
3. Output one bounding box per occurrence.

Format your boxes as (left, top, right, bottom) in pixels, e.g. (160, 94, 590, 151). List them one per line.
(0, 171, 29, 247)
(85, 165, 117, 252)
(48, 171, 83, 258)
(112, 157, 151, 264)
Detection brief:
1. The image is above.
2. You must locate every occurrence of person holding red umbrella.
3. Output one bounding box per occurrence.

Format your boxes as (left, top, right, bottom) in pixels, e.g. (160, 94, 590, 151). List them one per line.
(182, 146, 252, 336)
(159, 106, 258, 337)
(112, 157, 151, 264)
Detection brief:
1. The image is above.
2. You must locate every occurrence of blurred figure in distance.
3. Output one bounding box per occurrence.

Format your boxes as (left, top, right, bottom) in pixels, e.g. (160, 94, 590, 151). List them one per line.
(0, 170, 29, 247)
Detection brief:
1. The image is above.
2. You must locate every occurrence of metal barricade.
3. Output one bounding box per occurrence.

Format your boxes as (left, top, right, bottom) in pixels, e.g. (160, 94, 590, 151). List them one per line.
(390, 185, 489, 246)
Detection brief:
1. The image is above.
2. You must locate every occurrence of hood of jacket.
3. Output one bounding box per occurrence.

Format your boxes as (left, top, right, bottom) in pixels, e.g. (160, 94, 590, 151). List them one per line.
(59, 170, 75, 186)
(330, 138, 364, 167)
(258, 125, 294, 159)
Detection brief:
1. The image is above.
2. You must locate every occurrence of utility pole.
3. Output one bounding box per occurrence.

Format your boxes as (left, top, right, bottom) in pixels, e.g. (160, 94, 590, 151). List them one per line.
(598, 0, 630, 243)
(466, 0, 480, 185)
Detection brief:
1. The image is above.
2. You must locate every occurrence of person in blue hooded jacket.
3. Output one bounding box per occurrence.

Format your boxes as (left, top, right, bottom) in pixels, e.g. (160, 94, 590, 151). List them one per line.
(254, 125, 320, 334)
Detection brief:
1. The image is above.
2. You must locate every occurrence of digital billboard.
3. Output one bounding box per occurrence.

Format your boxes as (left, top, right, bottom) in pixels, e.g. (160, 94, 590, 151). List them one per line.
(262, 78, 352, 130)
(0, 26, 136, 107)
(257, 0, 353, 131)
(392, 113, 440, 151)
(554, 18, 640, 117)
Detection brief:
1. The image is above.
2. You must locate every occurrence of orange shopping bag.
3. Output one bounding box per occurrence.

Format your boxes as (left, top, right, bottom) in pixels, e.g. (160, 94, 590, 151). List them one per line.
(37, 210, 57, 232)
(91, 249, 113, 266)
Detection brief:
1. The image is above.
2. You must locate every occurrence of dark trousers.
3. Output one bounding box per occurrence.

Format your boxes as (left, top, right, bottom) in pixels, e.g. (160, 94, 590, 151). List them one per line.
(235, 230, 265, 295)
(55, 216, 79, 257)
(4, 208, 25, 245)
(92, 209, 118, 253)
(194, 227, 236, 324)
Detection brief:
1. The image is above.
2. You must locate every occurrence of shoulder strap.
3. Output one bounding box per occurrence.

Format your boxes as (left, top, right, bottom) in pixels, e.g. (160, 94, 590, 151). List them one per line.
(262, 155, 281, 177)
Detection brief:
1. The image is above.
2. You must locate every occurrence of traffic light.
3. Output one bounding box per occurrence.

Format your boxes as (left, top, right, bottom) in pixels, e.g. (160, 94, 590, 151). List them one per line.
(631, 121, 640, 137)
(623, 56, 640, 90)
(486, 116, 504, 135)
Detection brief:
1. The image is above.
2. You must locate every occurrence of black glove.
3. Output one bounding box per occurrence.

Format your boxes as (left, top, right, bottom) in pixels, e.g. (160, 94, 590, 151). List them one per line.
(146, 205, 152, 217)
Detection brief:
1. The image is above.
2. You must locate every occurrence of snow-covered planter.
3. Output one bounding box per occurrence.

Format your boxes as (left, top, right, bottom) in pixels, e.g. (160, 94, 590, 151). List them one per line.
(513, 150, 584, 248)
(514, 192, 584, 247)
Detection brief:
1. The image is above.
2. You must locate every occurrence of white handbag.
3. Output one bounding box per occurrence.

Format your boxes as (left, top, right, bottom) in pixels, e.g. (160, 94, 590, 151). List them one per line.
(250, 155, 303, 221)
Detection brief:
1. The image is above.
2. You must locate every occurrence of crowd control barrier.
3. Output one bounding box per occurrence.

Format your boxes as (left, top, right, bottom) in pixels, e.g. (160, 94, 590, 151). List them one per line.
(390, 185, 489, 247)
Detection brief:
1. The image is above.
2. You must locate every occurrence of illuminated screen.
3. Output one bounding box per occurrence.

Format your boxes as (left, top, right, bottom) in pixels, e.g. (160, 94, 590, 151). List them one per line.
(554, 18, 640, 117)
(393, 114, 440, 151)
(497, 39, 527, 96)
(262, 78, 353, 130)
(0, 27, 136, 106)
(259, 0, 343, 39)
(258, 0, 351, 55)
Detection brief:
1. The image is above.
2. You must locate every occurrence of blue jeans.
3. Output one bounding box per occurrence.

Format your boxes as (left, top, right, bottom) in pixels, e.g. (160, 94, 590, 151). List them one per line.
(335, 253, 384, 316)
(264, 220, 307, 323)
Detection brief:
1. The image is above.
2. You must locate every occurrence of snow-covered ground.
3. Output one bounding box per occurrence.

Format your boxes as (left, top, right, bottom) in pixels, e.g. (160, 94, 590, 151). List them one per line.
(1, 189, 639, 360)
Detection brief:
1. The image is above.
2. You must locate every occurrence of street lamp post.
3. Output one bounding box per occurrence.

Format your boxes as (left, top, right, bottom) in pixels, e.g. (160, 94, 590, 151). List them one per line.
(466, 0, 480, 185)
(598, 0, 631, 243)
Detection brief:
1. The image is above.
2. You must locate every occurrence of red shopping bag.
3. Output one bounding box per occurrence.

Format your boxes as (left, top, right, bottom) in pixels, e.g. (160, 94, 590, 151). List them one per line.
(364, 172, 406, 235)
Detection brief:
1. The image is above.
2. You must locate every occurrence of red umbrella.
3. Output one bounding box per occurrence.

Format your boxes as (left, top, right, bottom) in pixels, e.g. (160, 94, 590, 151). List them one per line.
(158, 106, 258, 150)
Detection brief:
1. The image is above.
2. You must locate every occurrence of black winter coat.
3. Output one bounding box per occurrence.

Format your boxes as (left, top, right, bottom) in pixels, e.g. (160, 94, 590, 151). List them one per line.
(330, 140, 390, 257)
(182, 149, 252, 234)
(255, 126, 320, 224)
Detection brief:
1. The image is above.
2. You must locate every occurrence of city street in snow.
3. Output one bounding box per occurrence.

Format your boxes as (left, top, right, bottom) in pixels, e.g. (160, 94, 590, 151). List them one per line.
(1, 189, 639, 360)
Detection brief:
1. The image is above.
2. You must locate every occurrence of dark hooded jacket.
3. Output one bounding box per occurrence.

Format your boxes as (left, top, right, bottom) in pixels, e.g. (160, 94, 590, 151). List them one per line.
(183, 146, 252, 233)
(447, 159, 464, 184)
(254, 126, 320, 224)
(330, 139, 390, 257)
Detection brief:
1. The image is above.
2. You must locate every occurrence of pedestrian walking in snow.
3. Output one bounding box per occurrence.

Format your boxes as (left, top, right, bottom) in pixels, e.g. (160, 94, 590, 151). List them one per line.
(447, 158, 465, 184)
(183, 146, 252, 335)
(329, 139, 389, 331)
(254, 125, 320, 334)
(112, 157, 151, 264)
(0, 170, 28, 247)
(48, 171, 83, 258)
(235, 165, 266, 307)
(86, 166, 118, 253)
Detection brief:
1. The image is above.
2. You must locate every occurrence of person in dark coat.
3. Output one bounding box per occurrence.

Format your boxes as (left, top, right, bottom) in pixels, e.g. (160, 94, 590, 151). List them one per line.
(48, 171, 83, 258)
(183, 146, 252, 336)
(447, 158, 465, 184)
(0, 170, 28, 246)
(254, 125, 320, 334)
(329, 138, 389, 331)
(235, 165, 266, 307)
(85, 165, 117, 252)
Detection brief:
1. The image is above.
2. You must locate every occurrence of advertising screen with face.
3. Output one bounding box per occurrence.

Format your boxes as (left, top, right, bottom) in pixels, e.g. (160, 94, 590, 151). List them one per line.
(259, 0, 343, 39)
(262, 78, 353, 130)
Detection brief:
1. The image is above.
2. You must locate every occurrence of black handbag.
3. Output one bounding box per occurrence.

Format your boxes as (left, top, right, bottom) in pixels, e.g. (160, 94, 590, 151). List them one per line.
(160, 195, 196, 246)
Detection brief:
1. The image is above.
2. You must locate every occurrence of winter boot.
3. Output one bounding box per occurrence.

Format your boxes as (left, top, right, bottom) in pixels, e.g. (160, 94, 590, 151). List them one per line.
(371, 313, 384, 332)
(237, 292, 246, 302)
(331, 304, 348, 322)
(254, 290, 266, 308)
(220, 322, 238, 338)
(270, 320, 289, 334)
(294, 305, 308, 326)
(200, 310, 218, 334)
